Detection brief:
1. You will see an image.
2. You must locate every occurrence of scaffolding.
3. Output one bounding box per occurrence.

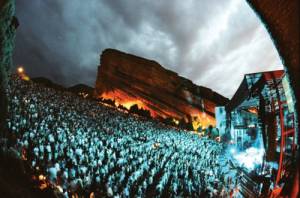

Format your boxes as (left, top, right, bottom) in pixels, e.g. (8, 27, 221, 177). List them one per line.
(224, 70, 297, 197)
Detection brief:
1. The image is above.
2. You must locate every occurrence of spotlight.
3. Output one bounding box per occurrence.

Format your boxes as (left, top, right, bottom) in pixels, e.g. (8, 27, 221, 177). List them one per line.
(17, 67, 24, 73)
(230, 148, 236, 154)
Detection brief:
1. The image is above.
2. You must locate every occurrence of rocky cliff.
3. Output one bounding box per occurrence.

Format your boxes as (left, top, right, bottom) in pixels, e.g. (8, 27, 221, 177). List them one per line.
(95, 49, 228, 128)
(0, 0, 18, 136)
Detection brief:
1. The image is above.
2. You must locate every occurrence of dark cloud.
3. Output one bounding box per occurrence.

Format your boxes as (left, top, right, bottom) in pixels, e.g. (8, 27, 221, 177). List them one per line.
(13, 0, 282, 97)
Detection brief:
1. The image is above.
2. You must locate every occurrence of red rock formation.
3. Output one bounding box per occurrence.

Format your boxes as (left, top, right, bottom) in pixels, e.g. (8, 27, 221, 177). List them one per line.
(95, 49, 228, 129)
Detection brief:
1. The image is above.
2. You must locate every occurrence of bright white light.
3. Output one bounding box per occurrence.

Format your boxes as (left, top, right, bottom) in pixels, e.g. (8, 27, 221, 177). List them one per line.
(234, 147, 264, 170)
(230, 148, 236, 154)
(56, 185, 63, 193)
(17, 67, 24, 73)
(38, 174, 44, 181)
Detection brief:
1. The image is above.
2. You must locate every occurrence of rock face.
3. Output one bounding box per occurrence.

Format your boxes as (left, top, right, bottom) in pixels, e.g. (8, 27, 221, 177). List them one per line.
(0, 0, 18, 136)
(247, 1, 299, 196)
(95, 49, 228, 128)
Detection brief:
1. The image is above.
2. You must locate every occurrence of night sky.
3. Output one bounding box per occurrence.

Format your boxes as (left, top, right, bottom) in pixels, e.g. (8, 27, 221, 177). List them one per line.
(13, 0, 282, 98)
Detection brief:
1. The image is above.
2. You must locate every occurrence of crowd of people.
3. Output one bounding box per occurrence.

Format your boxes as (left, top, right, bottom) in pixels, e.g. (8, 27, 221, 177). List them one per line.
(6, 75, 240, 197)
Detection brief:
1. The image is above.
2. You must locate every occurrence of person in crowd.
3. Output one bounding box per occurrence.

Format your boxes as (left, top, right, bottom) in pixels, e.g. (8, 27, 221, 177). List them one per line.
(6, 75, 240, 197)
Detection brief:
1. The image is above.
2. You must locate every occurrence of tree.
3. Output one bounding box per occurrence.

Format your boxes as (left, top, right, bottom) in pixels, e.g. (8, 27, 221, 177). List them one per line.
(140, 108, 151, 118)
(118, 104, 127, 111)
(129, 104, 139, 114)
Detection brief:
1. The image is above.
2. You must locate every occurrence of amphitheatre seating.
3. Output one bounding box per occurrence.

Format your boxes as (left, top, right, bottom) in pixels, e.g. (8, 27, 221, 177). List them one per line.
(7, 76, 238, 197)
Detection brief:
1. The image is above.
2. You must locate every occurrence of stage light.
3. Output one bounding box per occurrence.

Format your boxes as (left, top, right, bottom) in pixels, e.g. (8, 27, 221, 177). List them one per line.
(17, 66, 24, 73)
(230, 148, 236, 154)
(38, 174, 45, 181)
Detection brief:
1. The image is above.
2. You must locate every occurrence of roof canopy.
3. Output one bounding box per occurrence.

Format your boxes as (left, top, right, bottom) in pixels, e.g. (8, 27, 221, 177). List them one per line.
(226, 70, 284, 112)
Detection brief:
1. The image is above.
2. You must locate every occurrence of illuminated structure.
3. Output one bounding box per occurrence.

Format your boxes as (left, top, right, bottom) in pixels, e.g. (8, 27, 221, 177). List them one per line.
(17, 66, 30, 81)
(220, 70, 297, 197)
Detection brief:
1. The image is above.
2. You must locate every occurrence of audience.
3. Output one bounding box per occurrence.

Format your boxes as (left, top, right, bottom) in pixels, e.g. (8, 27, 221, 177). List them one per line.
(7, 76, 239, 197)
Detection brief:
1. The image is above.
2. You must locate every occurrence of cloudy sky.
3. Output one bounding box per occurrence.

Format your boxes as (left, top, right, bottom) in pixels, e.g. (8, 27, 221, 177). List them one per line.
(13, 0, 282, 98)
